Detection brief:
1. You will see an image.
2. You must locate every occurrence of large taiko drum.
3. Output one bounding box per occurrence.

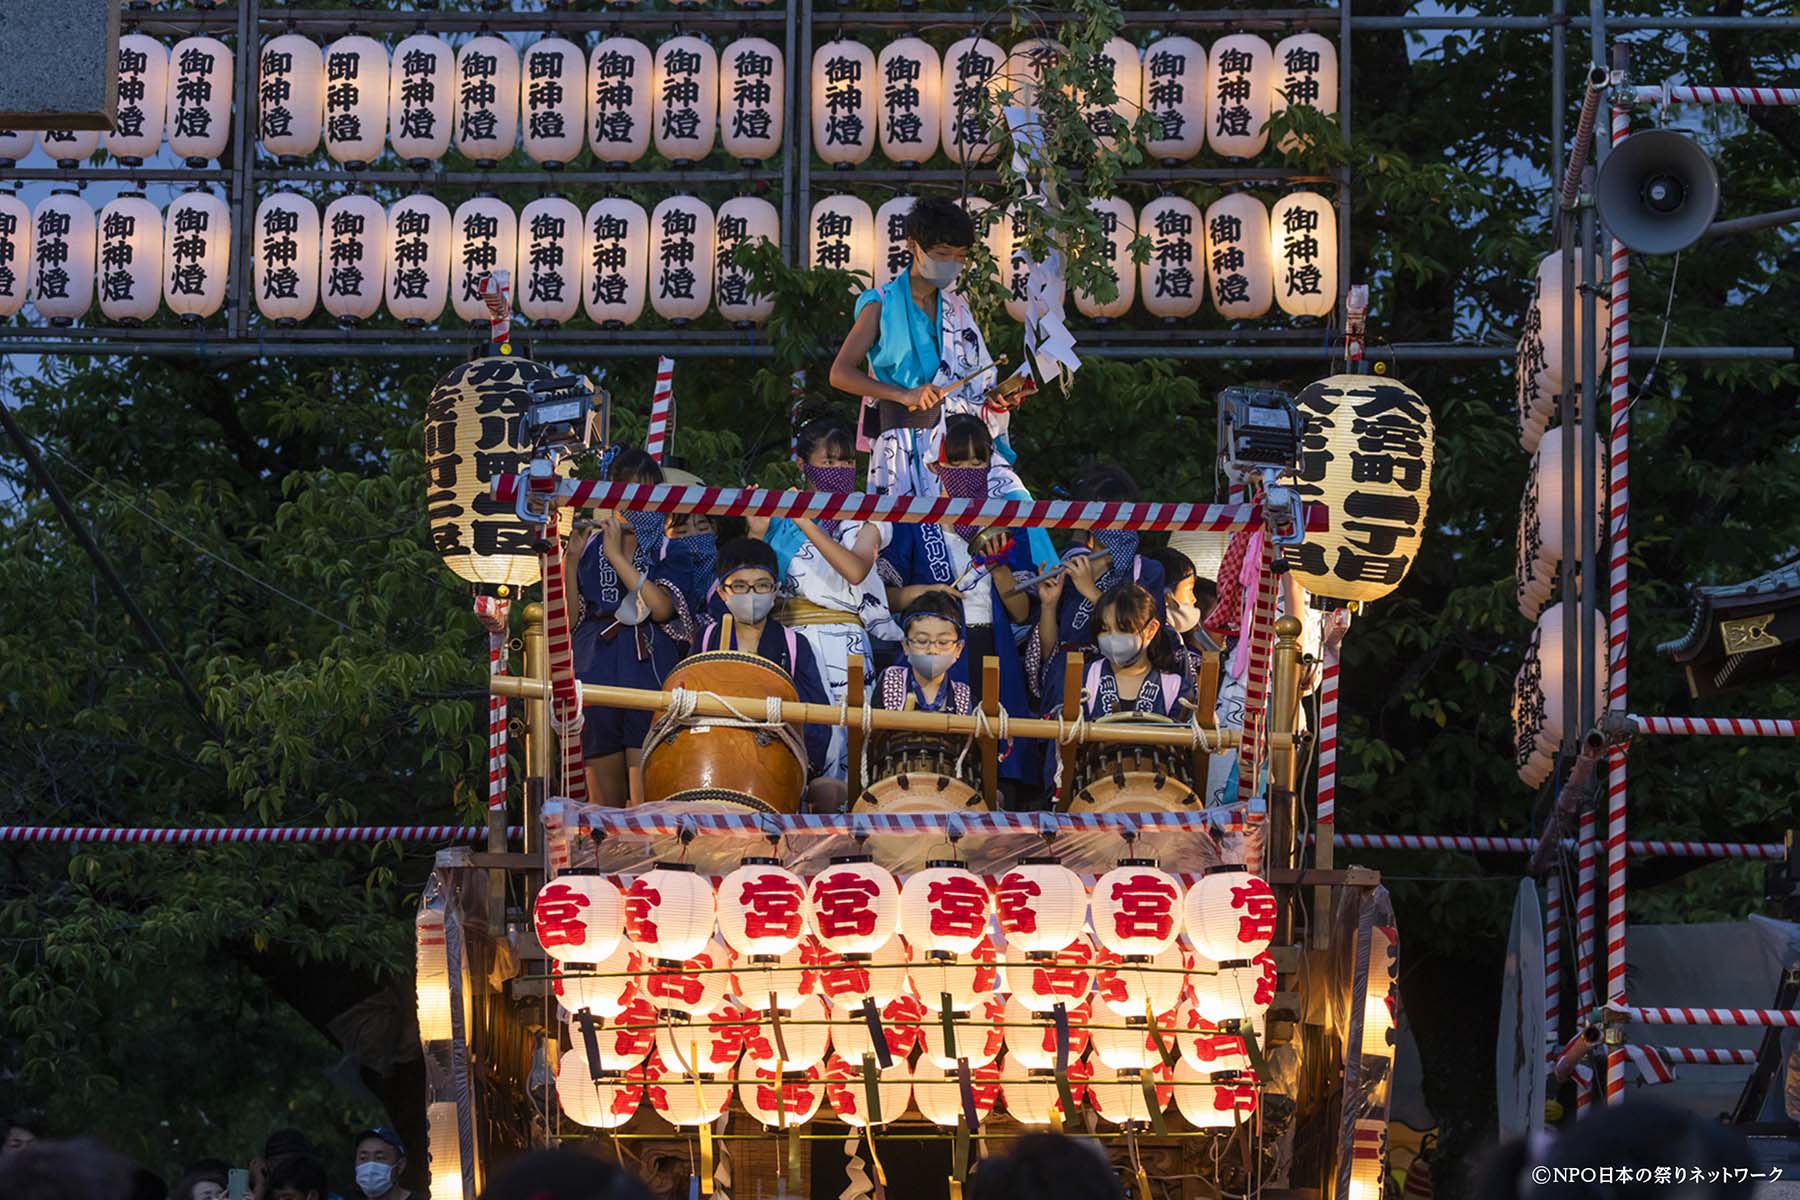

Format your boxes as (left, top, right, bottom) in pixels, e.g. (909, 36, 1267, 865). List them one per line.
(639, 651, 808, 814)
(1061, 713, 1198, 814)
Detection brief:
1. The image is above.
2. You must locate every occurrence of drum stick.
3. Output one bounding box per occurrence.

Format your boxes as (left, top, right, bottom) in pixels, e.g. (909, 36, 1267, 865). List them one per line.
(1005, 550, 1111, 597)
(939, 355, 1008, 396)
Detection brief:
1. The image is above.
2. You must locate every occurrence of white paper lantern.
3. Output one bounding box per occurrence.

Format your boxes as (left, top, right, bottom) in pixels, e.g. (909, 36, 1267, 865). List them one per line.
(167, 37, 233, 164)
(919, 994, 1006, 1070)
(807, 194, 873, 286)
(876, 37, 939, 165)
(1092, 860, 1183, 957)
(655, 1001, 754, 1079)
(322, 36, 387, 168)
(557, 1046, 641, 1129)
(824, 1055, 911, 1127)
(625, 863, 718, 964)
(913, 1062, 1003, 1127)
(385, 194, 451, 326)
(720, 37, 783, 164)
(1007, 1064, 1093, 1126)
(713, 195, 778, 326)
(582, 197, 647, 327)
(653, 36, 718, 165)
(1091, 1010, 1178, 1072)
(642, 937, 733, 1017)
(1514, 602, 1610, 787)
(811, 938, 910, 1010)
(1517, 429, 1605, 619)
(37, 128, 99, 167)
(1535, 251, 1610, 394)
(1094, 938, 1189, 1018)
(110, 34, 170, 164)
(1182, 866, 1277, 962)
(259, 35, 324, 163)
(649, 195, 714, 323)
(996, 859, 1089, 955)
(1206, 193, 1273, 319)
(416, 906, 452, 1041)
(1080, 37, 1140, 150)
(642, 1053, 732, 1126)
(320, 193, 384, 324)
(1190, 951, 1277, 1027)
(740, 1065, 825, 1127)
(534, 870, 626, 964)
(1271, 192, 1337, 317)
(0, 128, 34, 164)
(1175, 1002, 1249, 1074)
(872, 195, 913, 289)
(551, 937, 639, 1020)
(1005, 935, 1095, 1013)
(588, 38, 652, 166)
(717, 858, 807, 959)
(425, 1101, 461, 1200)
(909, 932, 1004, 1013)
(733, 938, 821, 1012)
(519, 38, 585, 168)
(253, 192, 318, 325)
(515, 195, 581, 326)
(941, 37, 1004, 165)
(162, 190, 229, 320)
(1141, 36, 1207, 163)
(33, 191, 97, 324)
(992, 204, 1062, 324)
(830, 989, 928, 1065)
(1360, 924, 1398, 1066)
(455, 35, 520, 166)
(1271, 33, 1339, 152)
(0, 192, 31, 318)
(97, 193, 162, 324)
(812, 39, 875, 167)
(449, 196, 517, 323)
(1138, 196, 1203, 321)
(1088, 1061, 1175, 1125)
(1073, 196, 1135, 320)
(1205, 34, 1272, 159)
(900, 862, 990, 957)
(1003, 38, 1065, 110)
(1173, 1061, 1259, 1129)
(389, 34, 454, 166)
(742, 994, 831, 1072)
(1003, 995, 1094, 1070)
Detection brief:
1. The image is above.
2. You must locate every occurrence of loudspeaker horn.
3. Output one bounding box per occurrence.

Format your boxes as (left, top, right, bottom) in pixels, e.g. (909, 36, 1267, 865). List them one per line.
(1595, 129, 1720, 254)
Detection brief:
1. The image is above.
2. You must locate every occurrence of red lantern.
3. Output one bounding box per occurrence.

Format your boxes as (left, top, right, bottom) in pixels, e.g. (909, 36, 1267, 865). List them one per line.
(533, 869, 624, 964)
(900, 861, 991, 957)
(625, 863, 716, 964)
(1092, 859, 1184, 957)
(1093, 938, 1189, 1018)
(718, 857, 809, 958)
(642, 937, 733, 1017)
(740, 1065, 825, 1127)
(823, 1054, 912, 1128)
(1005, 933, 1096, 1013)
(808, 856, 901, 957)
(913, 1061, 1002, 1127)
(910, 931, 1004, 1013)
(1003, 995, 1093, 1070)
(1183, 865, 1276, 962)
(919, 993, 1006, 1069)
(995, 858, 1088, 954)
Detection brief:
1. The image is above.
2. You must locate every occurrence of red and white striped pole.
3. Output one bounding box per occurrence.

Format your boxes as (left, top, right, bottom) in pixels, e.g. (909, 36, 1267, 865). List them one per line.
(1618, 1007, 1800, 1029)
(1630, 85, 1800, 106)
(1544, 874, 1563, 1066)
(536, 512, 589, 805)
(1629, 716, 1800, 738)
(1575, 803, 1598, 1113)
(474, 596, 511, 812)
(1235, 535, 1280, 871)
(1655, 1047, 1758, 1065)
(645, 355, 675, 462)
(1315, 644, 1341, 827)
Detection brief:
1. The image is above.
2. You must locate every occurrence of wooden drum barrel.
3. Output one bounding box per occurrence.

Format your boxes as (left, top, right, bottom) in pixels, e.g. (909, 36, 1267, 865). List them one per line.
(639, 651, 808, 814)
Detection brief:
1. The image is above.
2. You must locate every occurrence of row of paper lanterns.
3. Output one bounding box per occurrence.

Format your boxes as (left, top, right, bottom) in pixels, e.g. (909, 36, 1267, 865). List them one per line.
(0, 188, 1336, 326)
(1514, 251, 1610, 455)
(18, 30, 1334, 171)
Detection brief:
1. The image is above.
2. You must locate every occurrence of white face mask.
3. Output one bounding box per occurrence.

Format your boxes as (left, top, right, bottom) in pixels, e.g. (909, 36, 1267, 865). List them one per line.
(725, 591, 775, 625)
(1097, 633, 1145, 670)
(354, 1163, 394, 1198)
(912, 252, 961, 287)
(907, 650, 957, 683)
(1167, 597, 1201, 634)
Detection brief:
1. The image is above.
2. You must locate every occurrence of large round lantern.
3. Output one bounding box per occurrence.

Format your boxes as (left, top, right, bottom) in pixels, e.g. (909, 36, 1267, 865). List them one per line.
(1205, 193, 1272, 319)
(1288, 374, 1436, 603)
(1183, 866, 1277, 962)
(110, 34, 170, 164)
(740, 1066, 825, 1127)
(1517, 429, 1604, 620)
(900, 862, 990, 958)
(1007, 1062, 1093, 1126)
(385, 194, 451, 326)
(720, 37, 784, 164)
(714, 196, 778, 326)
(919, 994, 1006, 1070)
(824, 1055, 911, 1128)
(913, 1062, 1002, 1127)
(588, 38, 652, 166)
(811, 857, 901, 957)
(1005, 936, 1095, 1014)
(808, 195, 874, 285)
(996, 858, 1088, 955)
(1190, 952, 1276, 1028)
(877, 37, 939, 165)
(1138, 196, 1203, 321)
(32, 191, 96, 324)
(0, 191, 31, 319)
(167, 37, 233, 164)
(520, 38, 585, 168)
(872, 196, 913, 289)
(97, 193, 162, 324)
(1074, 197, 1135, 320)
(643, 938, 733, 1018)
(625, 863, 717, 965)
(252, 192, 318, 325)
(534, 869, 625, 964)
(415, 907, 451, 1041)
(0, 129, 33, 164)
(655, 1001, 753, 1080)
(38, 128, 99, 167)
(649, 195, 714, 324)
(1094, 938, 1189, 1018)
(1081, 37, 1140, 150)
(1271, 192, 1337, 318)
(1088, 1061, 1175, 1125)
(1003, 38, 1064, 110)
(1003, 995, 1093, 1070)
(449, 196, 517, 323)
(1513, 602, 1610, 787)
(733, 938, 821, 1012)
(1204, 34, 1272, 159)
(1176, 1001, 1249, 1074)
(1173, 1061, 1259, 1129)
(322, 35, 387, 168)
(830, 989, 927, 1066)
(1092, 860, 1183, 957)
(1141, 36, 1207, 163)
(551, 941, 638, 1020)
(389, 34, 454, 166)
(259, 35, 323, 162)
(742, 994, 831, 1073)
(1091, 1010, 1178, 1072)
(162, 189, 229, 320)
(653, 36, 718, 165)
(321, 193, 385, 325)
(941, 37, 1004, 165)
(455, 35, 521, 167)
(515, 195, 581, 327)
(1272, 33, 1339, 151)
(812, 39, 876, 167)
(557, 1045, 642, 1129)
(641, 1053, 732, 1127)
(716, 863, 810, 957)
(583, 197, 648, 328)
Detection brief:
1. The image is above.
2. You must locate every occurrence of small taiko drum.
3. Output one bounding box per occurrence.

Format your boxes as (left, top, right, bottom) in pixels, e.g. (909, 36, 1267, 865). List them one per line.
(1062, 713, 1198, 814)
(853, 732, 986, 816)
(639, 651, 807, 814)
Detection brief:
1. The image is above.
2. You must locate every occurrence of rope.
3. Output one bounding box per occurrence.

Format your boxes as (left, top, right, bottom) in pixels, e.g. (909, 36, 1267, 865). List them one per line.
(952, 705, 1011, 781)
(640, 688, 809, 782)
(1049, 713, 1089, 795)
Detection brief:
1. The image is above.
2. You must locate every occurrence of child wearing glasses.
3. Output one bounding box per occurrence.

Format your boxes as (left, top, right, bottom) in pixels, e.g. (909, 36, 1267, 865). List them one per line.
(875, 591, 973, 715)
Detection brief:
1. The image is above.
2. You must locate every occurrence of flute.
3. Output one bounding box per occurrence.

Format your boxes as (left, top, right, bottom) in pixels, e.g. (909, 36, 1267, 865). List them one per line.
(1004, 549, 1112, 596)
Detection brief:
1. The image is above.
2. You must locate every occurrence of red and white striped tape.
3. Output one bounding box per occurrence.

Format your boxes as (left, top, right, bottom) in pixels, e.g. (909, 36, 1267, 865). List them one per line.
(1654, 1046, 1758, 1066)
(1630, 716, 1800, 738)
(1617, 1007, 1800, 1029)
(1315, 651, 1340, 825)
(536, 512, 589, 805)
(572, 809, 1248, 836)
(0, 825, 505, 845)
(1544, 875, 1562, 1065)
(1235, 536, 1280, 869)
(646, 355, 674, 462)
(1323, 833, 1783, 859)
(1622, 1043, 1675, 1086)
(474, 596, 511, 813)
(1631, 85, 1800, 107)
(491, 478, 1328, 535)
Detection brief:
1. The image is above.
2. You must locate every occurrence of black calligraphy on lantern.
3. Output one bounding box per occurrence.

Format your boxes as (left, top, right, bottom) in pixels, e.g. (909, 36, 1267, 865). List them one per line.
(0, 209, 20, 302)
(882, 52, 923, 145)
(116, 44, 152, 147)
(260, 46, 295, 142)
(526, 48, 567, 144)
(659, 47, 704, 148)
(729, 48, 775, 146)
(260, 205, 302, 300)
(1145, 48, 1188, 142)
(459, 212, 500, 302)
(1280, 44, 1324, 107)
(1209, 212, 1251, 307)
(1084, 49, 1119, 138)
(459, 49, 500, 147)
(657, 207, 697, 301)
(390, 207, 433, 301)
(100, 209, 138, 304)
(949, 47, 995, 153)
(591, 49, 640, 148)
(526, 211, 567, 306)
(589, 213, 632, 307)
(883, 208, 911, 279)
(1514, 625, 1546, 773)
(1214, 47, 1254, 140)
(33, 208, 72, 301)
(1280, 203, 1323, 298)
(813, 209, 853, 271)
(174, 46, 217, 143)
(168, 204, 211, 298)
(715, 212, 750, 308)
(398, 47, 441, 145)
(822, 53, 866, 148)
(327, 208, 367, 298)
(1291, 382, 1431, 589)
(326, 48, 363, 147)
(1150, 208, 1194, 300)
